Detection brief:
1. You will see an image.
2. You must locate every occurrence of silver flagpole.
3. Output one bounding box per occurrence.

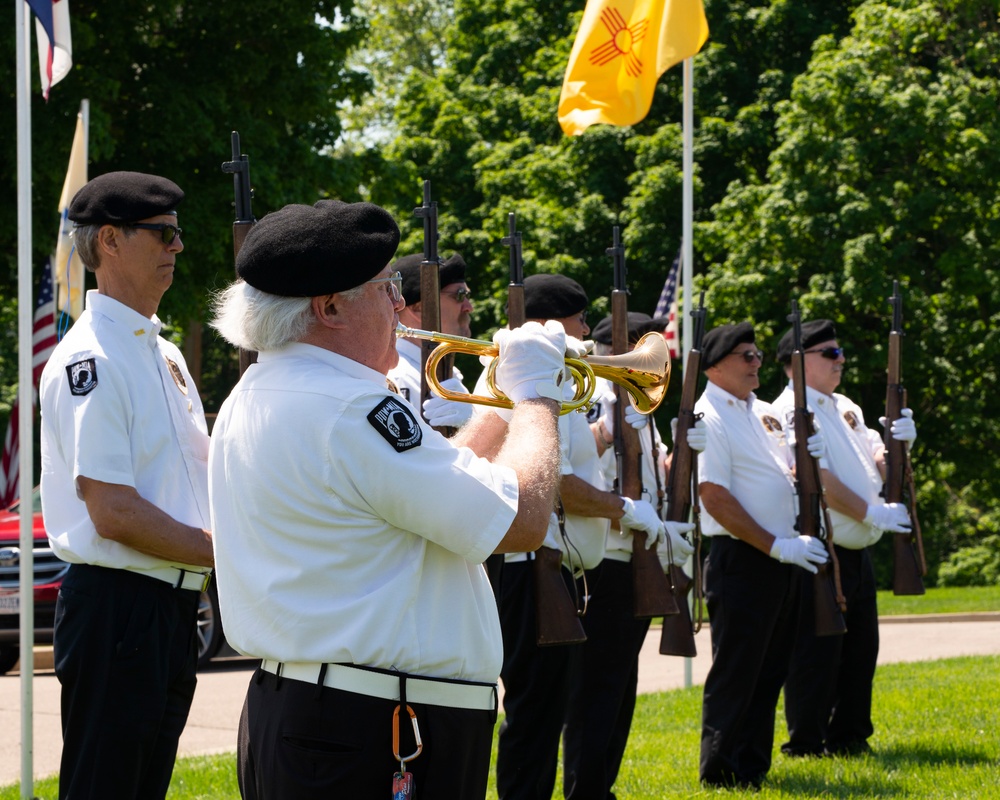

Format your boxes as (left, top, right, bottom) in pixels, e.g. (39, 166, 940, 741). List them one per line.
(15, 1, 36, 796)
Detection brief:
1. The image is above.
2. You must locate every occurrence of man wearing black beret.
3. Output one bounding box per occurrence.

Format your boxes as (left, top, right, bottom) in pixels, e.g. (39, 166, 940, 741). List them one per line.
(772, 319, 916, 758)
(208, 200, 570, 799)
(388, 251, 476, 429)
(694, 321, 830, 789)
(39, 171, 214, 799)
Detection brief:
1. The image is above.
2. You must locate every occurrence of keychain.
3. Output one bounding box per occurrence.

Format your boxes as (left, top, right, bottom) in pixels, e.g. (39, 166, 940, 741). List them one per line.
(392, 703, 422, 799)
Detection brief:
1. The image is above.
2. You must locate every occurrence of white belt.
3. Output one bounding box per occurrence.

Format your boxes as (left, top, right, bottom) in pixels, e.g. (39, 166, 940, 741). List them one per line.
(260, 660, 498, 712)
(123, 565, 212, 592)
(505, 552, 532, 563)
(602, 550, 632, 564)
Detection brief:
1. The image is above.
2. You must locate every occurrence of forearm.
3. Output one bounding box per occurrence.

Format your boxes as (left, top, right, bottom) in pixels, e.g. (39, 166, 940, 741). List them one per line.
(819, 468, 869, 522)
(78, 476, 214, 567)
(493, 399, 562, 553)
(699, 481, 776, 556)
(559, 473, 624, 520)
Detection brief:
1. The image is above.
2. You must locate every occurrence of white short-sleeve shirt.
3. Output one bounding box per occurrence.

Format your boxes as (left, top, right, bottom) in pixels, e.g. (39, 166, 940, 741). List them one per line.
(209, 343, 518, 682)
(39, 290, 210, 572)
(773, 383, 885, 549)
(696, 381, 797, 540)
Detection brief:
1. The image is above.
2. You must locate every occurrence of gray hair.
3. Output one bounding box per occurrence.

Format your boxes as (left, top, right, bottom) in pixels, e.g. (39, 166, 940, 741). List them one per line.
(72, 224, 137, 272)
(210, 280, 367, 352)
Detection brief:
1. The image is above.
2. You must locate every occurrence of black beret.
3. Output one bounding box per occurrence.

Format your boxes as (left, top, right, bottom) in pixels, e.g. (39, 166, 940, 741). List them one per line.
(701, 322, 756, 370)
(776, 319, 837, 364)
(236, 200, 400, 297)
(523, 274, 589, 320)
(68, 171, 184, 225)
(392, 252, 468, 305)
(591, 312, 669, 345)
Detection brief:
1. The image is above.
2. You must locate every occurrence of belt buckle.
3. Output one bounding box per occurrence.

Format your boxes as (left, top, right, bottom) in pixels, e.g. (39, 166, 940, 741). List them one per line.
(198, 570, 213, 593)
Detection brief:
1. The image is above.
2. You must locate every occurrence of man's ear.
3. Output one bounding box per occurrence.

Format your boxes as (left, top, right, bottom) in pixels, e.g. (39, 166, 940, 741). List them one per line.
(312, 294, 344, 329)
(97, 225, 119, 256)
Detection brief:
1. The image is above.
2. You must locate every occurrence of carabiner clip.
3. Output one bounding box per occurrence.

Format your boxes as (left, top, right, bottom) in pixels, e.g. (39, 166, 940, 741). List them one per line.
(392, 704, 423, 764)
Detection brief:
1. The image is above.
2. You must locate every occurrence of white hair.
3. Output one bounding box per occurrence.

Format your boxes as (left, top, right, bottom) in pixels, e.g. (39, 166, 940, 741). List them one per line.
(210, 280, 369, 352)
(210, 281, 314, 352)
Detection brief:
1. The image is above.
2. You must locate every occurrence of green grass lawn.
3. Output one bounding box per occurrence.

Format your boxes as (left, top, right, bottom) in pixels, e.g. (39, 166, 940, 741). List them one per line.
(6, 586, 998, 799)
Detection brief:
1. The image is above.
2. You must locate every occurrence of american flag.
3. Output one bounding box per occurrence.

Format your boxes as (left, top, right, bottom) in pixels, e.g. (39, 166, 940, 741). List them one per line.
(0, 261, 58, 508)
(653, 249, 681, 359)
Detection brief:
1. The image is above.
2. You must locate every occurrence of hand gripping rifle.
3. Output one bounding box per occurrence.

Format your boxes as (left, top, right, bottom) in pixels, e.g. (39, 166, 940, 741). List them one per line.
(607, 227, 679, 619)
(788, 301, 847, 636)
(504, 213, 585, 646)
(220, 131, 256, 375)
(659, 293, 707, 657)
(884, 281, 927, 595)
(413, 180, 455, 434)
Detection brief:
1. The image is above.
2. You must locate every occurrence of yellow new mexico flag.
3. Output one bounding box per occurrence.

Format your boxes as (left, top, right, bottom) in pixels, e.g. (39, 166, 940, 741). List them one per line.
(558, 0, 709, 136)
(55, 100, 89, 320)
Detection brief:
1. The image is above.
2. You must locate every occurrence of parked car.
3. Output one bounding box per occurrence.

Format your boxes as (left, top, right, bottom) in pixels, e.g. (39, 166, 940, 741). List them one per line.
(0, 488, 224, 674)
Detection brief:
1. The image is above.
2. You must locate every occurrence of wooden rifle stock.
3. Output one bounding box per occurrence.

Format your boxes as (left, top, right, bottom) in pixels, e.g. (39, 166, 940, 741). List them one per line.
(659, 295, 707, 657)
(220, 131, 256, 375)
(607, 227, 678, 618)
(413, 180, 455, 435)
(788, 301, 847, 636)
(884, 281, 927, 595)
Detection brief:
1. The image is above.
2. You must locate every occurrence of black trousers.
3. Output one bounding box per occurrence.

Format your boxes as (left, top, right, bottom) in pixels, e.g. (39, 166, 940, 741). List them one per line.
(563, 559, 650, 800)
(237, 669, 495, 799)
(496, 560, 582, 800)
(699, 537, 800, 788)
(783, 545, 879, 754)
(53, 563, 199, 800)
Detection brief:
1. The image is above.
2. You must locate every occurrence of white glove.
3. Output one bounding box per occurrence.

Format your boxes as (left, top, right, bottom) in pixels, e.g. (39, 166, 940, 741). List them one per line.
(671, 417, 707, 452)
(599, 392, 648, 436)
(879, 408, 917, 444)
(662, 521, 696, 566)
(422, 378, 474, 428)
(769, 535, 829, 574)
(619, 497, 666, 549)
(565, 336, 593, 359)
(491, 321, 567, 403)
(807, 430, 827, 460)
(864, 502, 912, 533)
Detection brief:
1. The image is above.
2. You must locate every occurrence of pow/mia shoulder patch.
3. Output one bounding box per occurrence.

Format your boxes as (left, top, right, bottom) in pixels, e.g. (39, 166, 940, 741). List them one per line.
(367, 396, 422, 452)
(66, 359, 98, 396)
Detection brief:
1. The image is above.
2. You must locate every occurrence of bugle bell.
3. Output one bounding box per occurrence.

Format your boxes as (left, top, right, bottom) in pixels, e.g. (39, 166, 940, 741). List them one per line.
(395, 324, 671, 415)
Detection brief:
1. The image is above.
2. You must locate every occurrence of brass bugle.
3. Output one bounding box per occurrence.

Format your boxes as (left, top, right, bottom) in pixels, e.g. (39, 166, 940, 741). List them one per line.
(395, 324, 670, 415)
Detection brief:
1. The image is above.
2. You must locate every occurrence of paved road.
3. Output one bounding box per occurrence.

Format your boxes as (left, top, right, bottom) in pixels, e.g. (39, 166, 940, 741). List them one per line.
(2, 613, 998, 788)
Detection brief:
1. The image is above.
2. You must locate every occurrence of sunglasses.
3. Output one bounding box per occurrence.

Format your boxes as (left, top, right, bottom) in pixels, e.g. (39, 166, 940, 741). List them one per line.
(804, 347, 844, 360)
(129, 222, 183, 245)
(367, 271, 403, 303)
(442, 288, 473, 303)
(727, 348, 764, 363)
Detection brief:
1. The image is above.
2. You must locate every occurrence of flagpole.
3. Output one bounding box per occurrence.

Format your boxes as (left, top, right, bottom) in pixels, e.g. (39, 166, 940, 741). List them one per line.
(16, 0, 37, 796)
(681, 54, 695, 690)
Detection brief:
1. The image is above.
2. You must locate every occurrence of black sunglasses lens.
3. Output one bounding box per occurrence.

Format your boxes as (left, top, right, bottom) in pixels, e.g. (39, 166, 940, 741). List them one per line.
(161, 225, 179, 244)
(823, 348, 841, 359)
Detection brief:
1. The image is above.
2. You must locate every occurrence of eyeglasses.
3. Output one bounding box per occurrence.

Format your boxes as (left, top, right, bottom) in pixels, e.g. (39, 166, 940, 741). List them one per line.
(804, 347, 844, 360)
(442, 288, 473, 303)
(367, 271, 403, 303)
(128, 222, 183, 245)
(727, 348, 764, 363)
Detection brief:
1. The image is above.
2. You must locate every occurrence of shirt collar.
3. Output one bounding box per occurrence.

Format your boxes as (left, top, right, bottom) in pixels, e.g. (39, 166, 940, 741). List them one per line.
(705, 379, 756, 410)
(256, 342, 389, 387)
(85, 290, 162, 349)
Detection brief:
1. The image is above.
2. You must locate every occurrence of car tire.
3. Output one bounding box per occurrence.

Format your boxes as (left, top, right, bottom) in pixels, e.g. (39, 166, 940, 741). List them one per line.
(0, 646, 19, 676)
(196, 583, 224, 669)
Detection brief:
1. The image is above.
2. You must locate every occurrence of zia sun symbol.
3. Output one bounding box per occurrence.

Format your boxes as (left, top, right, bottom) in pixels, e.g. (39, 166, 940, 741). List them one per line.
(588, 6, 650, 78)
